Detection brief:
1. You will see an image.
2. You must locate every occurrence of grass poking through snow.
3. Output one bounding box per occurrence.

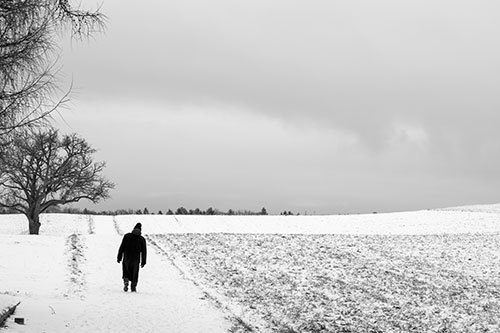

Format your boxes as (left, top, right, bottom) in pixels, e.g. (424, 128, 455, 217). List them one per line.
(151, 233, 500, 332)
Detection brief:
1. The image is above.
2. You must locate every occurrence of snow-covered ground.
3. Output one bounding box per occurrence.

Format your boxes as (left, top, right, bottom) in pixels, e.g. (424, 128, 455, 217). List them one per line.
(1, 206, 500, 332)
(0, 215, 234, 332)
(114, 208, 500, 235)
(439, 202, 500, 214)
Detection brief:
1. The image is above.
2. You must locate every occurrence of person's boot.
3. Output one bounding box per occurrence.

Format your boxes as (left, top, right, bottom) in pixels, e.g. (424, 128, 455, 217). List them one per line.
(131, 282, 137, 292)
(123, 279, 129, 292)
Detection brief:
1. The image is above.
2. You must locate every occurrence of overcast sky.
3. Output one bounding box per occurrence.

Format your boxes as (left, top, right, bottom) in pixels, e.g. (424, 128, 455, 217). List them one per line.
(57, 0, 500, 214)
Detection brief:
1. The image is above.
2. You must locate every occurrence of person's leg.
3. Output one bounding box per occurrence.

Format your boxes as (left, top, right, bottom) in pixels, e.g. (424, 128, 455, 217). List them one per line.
(130, 260, 140, 292)
(122, 260, 131, 292)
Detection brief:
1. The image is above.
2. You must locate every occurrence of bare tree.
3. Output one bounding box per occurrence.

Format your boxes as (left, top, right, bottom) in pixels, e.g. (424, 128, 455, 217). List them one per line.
(0, 0, 105, 143)
(0, 128, 114, 234)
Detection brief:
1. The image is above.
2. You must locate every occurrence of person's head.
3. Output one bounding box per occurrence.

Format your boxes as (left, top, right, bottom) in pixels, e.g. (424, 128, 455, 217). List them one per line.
(132, 222, 142, 235)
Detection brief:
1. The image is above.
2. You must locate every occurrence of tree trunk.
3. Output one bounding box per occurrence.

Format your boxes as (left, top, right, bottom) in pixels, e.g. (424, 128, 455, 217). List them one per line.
(27, 214, 41, 235)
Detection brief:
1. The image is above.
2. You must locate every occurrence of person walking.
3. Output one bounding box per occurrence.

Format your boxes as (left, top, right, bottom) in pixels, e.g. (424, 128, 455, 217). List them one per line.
(117, 223, 147, 292)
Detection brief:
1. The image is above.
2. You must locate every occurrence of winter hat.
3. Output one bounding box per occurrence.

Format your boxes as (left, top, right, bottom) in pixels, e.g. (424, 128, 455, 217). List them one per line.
(134, 223, 142, 230)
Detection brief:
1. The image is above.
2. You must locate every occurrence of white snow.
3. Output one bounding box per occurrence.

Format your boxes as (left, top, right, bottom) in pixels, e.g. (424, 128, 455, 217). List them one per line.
(439, 202, 500, 214)
(114, 209, 500, 235)
(0, 214, 232, 332)
(1, 206, 500, 331)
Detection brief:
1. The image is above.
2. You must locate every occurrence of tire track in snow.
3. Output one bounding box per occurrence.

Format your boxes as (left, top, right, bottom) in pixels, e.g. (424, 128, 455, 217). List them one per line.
(87, 215, 95, 235)
(146, 235, 258, 333)
(112, 216, 123, 235)
(64, 233, 87, 299)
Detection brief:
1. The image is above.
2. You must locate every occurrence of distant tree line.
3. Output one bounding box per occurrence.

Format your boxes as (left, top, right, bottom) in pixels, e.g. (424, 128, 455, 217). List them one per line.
(0, 206, 305, 216)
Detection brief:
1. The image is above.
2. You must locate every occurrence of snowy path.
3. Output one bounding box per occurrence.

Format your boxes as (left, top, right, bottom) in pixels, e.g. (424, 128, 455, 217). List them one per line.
(1, 216, 233, 332)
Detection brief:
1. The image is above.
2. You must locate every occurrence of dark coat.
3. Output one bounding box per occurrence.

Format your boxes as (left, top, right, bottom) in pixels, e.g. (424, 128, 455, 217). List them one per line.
(117, 228, 147, 284)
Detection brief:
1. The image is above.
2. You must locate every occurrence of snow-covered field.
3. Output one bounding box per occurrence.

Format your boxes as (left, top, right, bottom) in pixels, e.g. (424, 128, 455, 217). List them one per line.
(1, 206, 500, 332)
(0, 215, 234, 332)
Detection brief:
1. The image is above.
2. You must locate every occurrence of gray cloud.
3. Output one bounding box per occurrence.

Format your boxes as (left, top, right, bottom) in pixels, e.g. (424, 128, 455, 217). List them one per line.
(72, 4, 499, 120)
(60, 0, 500, 212)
